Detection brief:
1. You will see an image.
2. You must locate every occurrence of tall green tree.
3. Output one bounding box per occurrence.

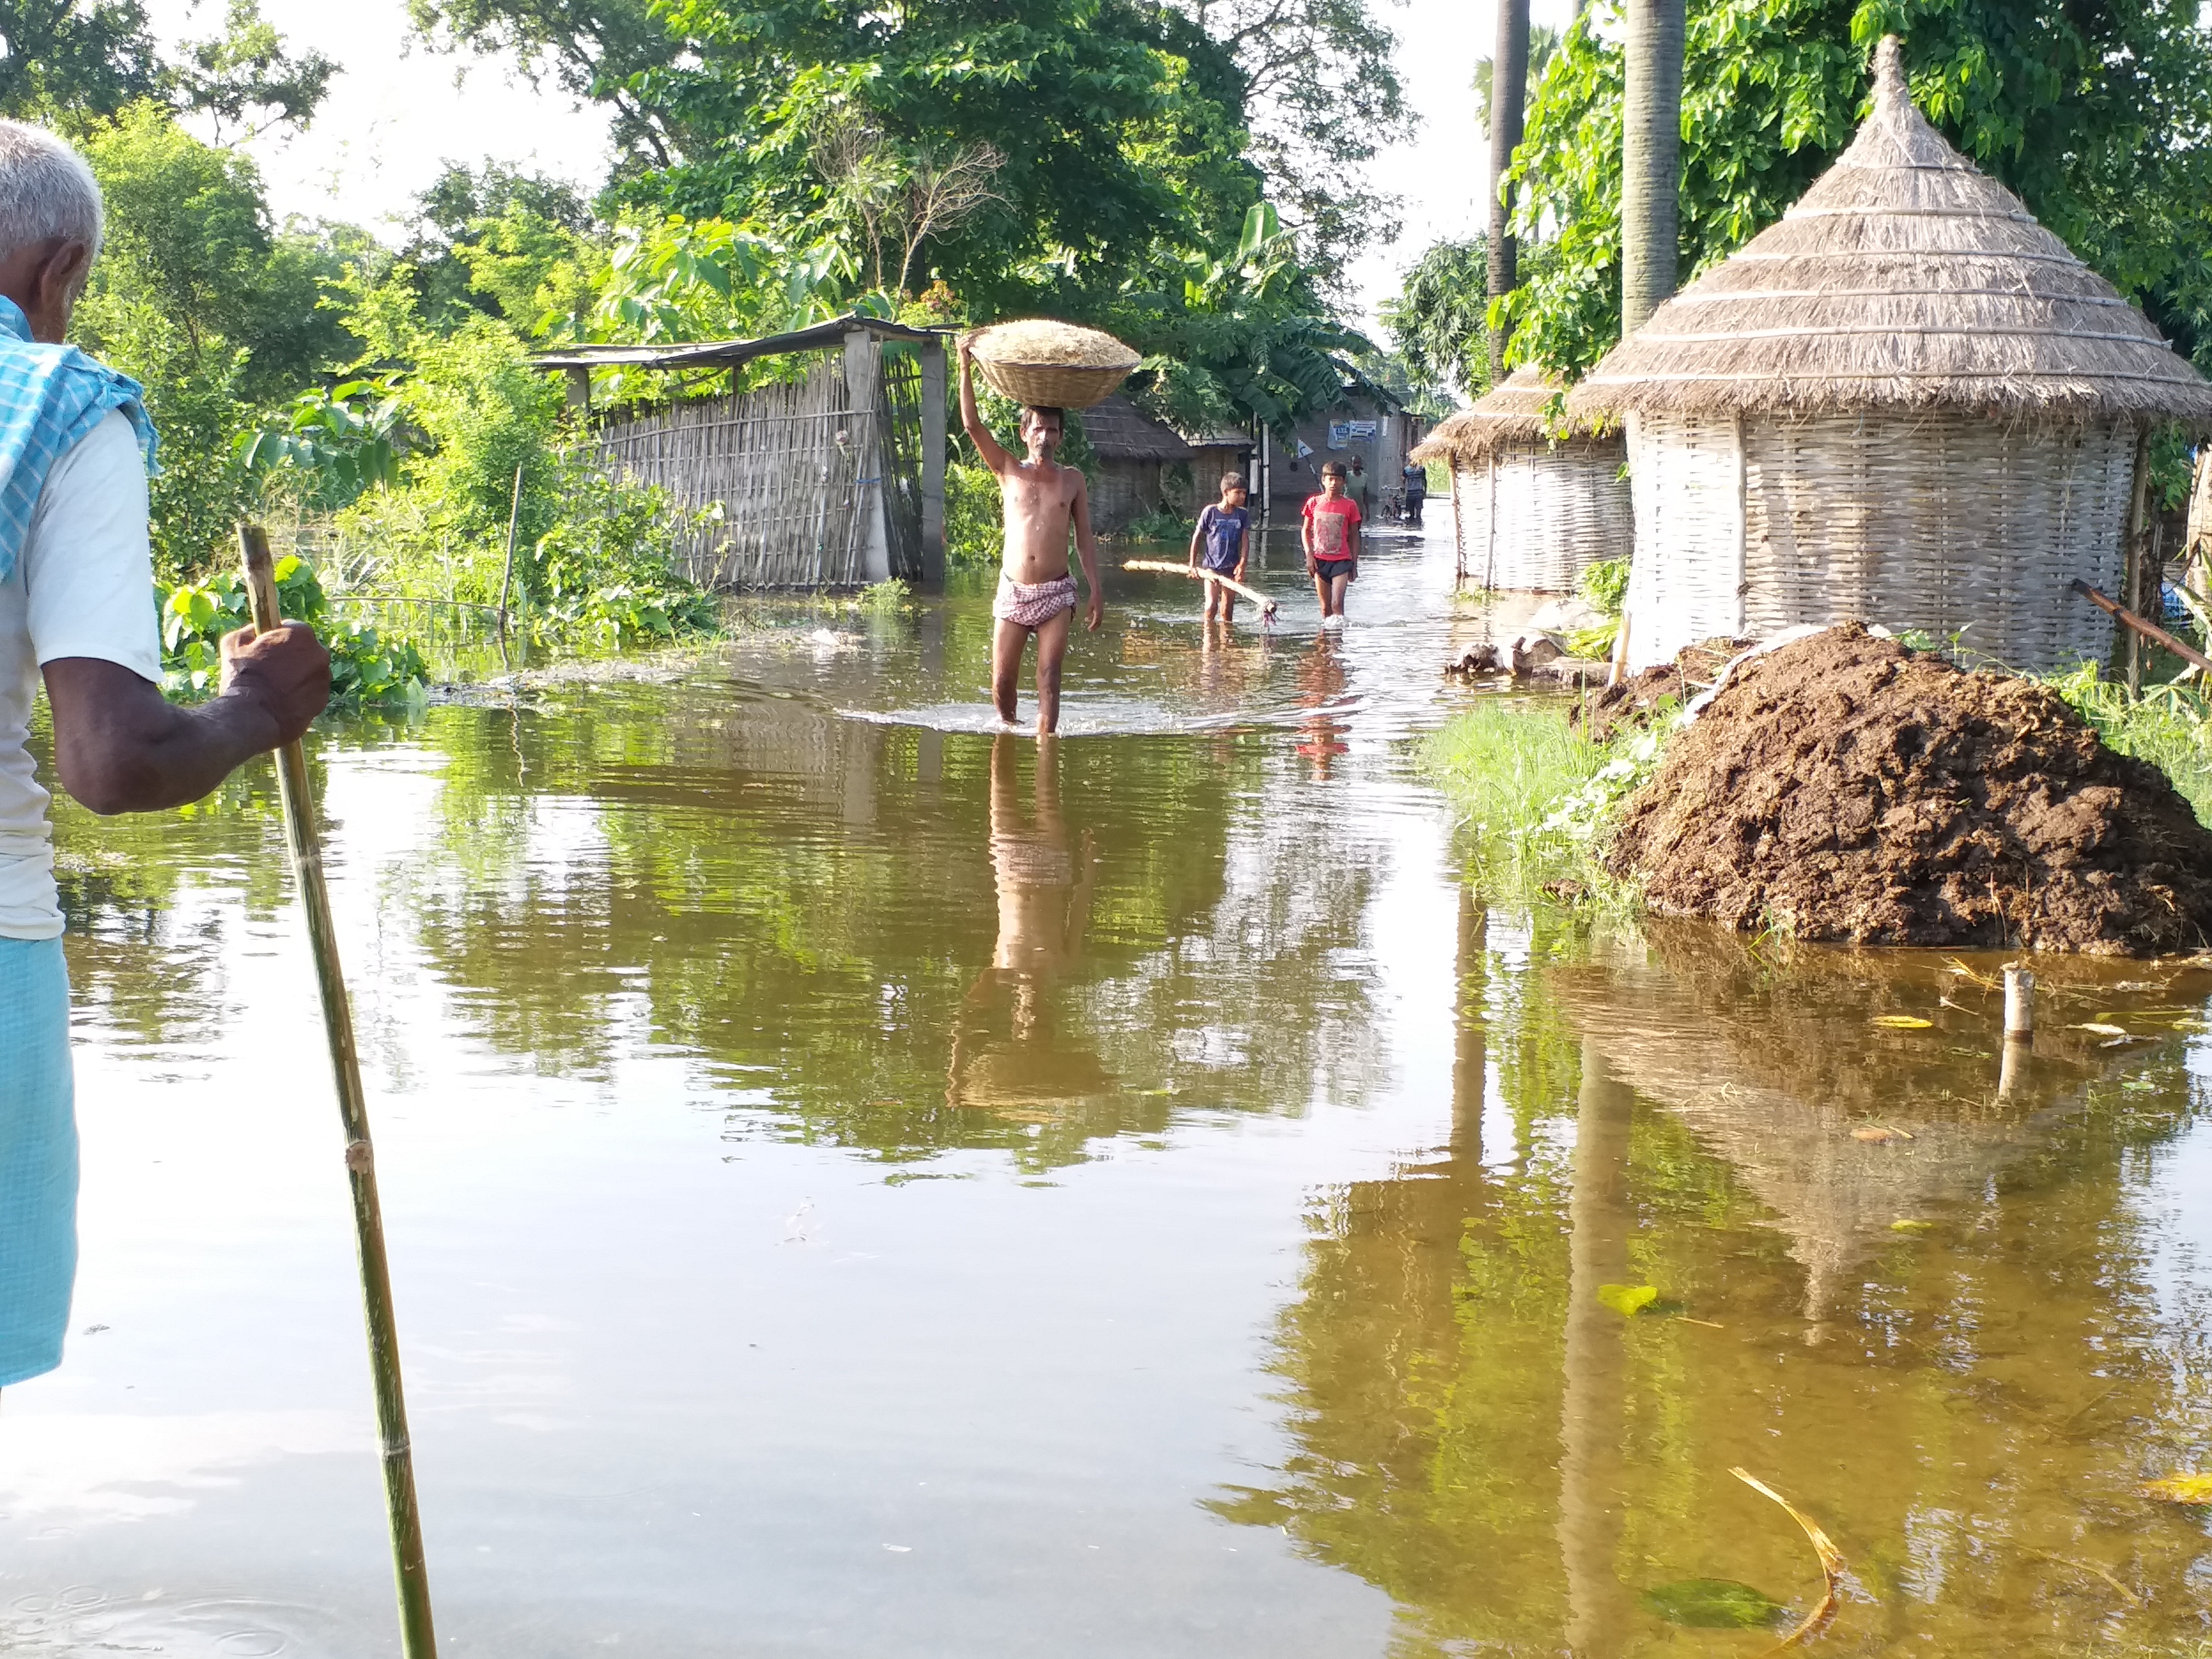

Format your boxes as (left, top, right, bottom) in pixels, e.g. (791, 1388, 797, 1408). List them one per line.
(1382, 236, 1493, 400)
(1167, 0, 1412, 285)
(1501, 0, 2212, 377)
(634, 0, 1263, 321)
(73, 106, 360, 573)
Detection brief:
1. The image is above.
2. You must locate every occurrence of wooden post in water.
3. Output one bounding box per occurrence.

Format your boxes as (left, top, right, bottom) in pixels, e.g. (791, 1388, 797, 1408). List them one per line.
(238, 525, 439, 1659)
(2003, 965, 2035, 1041)
(1999, 964, 2034, 1099)
(495, 465, 523, 669)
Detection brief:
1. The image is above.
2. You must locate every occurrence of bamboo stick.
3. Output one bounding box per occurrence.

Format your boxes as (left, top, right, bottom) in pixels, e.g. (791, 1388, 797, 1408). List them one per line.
(1120, 559, 1279, 622)
(237, 525, 439, 1659)
(496, 464, 522, 668)
(2070, 578, 2212, 674)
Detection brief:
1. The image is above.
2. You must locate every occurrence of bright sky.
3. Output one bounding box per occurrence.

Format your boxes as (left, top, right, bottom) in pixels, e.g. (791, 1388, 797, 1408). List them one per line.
(1350, 0, 1581, 333)
(144, 0, 1561, 336)
(142, 0, 616, 237)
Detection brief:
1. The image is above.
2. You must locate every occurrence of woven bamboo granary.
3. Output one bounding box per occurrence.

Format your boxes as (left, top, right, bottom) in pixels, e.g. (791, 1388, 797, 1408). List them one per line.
(1568, 36, 2212, 673)
(1412, 366, 1632, 591)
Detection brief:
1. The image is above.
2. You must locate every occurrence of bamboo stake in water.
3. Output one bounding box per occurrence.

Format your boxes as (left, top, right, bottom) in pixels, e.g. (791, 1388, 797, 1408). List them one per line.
(238, 526, 438, 1659)
(496, 464, 523, 670)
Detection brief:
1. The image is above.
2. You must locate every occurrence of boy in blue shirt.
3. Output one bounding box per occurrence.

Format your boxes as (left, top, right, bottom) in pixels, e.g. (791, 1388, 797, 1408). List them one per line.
(1186, 473, 1252, 625)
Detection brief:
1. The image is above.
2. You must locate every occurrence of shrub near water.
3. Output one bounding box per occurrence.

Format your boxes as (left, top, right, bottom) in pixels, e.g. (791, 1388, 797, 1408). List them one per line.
(160, 554, 428, 710)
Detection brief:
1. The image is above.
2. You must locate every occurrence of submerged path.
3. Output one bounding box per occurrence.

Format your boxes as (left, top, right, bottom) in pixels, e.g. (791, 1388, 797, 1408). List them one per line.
(7, 513, 2212, 1657)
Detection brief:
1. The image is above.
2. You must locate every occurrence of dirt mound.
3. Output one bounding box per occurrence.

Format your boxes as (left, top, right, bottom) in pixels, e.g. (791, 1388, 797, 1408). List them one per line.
(1608, 625, 2212, 954)
(1575, 638, 1750, 743)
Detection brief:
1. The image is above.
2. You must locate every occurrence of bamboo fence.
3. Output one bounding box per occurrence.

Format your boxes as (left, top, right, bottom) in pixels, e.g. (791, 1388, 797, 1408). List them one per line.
(593, 358, 898, 589)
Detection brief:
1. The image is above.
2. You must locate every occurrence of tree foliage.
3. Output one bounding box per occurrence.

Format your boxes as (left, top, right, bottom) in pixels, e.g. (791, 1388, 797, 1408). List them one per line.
(1501, 0, 2212, 378)
(1167, 0, 1412, 284)
(72, 105, 359, 573)
(1382, 237, 1494, 402)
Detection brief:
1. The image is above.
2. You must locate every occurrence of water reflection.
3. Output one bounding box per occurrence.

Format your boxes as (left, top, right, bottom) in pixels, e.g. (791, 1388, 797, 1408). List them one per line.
(947, 736, 1107, 1115)
(17, 533, 2212, 1656)
(1293, 635, 1350, 781)
(1228, 917, 2212, 1655)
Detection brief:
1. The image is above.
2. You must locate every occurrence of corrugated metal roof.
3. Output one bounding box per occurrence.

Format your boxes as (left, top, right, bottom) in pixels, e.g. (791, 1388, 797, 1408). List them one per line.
(530, 313, 947, 373)
(1080, 395, 1196, 462)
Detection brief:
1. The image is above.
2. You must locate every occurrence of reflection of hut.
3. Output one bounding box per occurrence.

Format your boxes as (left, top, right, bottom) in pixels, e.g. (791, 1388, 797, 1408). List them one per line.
(1080, 395, 1197, 533)
(1551, 925, 2142, 1318)
(1569, 37, 2212, 673)
(535, 314, 949, 590)
(1412, 367, 1632, 590)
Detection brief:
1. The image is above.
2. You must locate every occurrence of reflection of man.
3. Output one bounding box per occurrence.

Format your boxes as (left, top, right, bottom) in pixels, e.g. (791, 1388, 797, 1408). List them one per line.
(0, 122, 330, 1393)
(947, 735, 1107, 1110)
(1294, 634, 1350, 780)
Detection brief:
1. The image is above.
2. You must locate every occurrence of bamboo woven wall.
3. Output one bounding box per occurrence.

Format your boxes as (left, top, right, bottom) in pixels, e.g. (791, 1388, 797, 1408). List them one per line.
(1740, 413, 2131, 670)
(1624, 412, 1747, 669)
(1625, 410, 2134, 672)
(1455, 437, 1632, 592)
(594, 360, 879, 589)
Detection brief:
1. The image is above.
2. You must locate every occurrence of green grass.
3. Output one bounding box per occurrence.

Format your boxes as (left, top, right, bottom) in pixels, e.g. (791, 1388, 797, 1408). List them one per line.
(2044, 662, 2212, 827)
(1417, 700, 1666, 907)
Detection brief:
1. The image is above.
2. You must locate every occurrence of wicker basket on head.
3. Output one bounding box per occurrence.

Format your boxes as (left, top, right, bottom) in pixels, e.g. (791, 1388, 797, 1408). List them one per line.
(970, 319, 1140, 409)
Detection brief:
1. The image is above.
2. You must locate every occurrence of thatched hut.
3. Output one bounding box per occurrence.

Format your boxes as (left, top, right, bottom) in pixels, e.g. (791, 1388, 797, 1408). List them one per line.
(1414, 367, 1632, 591)
(1569, 36, 2212, 673)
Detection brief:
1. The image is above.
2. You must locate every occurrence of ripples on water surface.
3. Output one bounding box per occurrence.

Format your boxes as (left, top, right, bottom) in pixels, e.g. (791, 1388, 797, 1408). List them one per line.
(7, 526, 2212, 1657)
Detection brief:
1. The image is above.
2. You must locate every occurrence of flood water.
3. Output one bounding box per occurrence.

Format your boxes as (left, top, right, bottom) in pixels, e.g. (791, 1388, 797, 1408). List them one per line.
(7, 520, 2212, 1657)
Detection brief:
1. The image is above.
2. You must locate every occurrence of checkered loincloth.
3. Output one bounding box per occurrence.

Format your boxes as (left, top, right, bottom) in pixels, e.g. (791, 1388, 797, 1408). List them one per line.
(993, 571, 1078, 628)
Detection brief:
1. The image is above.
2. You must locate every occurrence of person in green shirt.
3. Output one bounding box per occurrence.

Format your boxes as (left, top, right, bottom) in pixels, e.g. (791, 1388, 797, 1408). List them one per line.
(1345, 455, 1372, 518)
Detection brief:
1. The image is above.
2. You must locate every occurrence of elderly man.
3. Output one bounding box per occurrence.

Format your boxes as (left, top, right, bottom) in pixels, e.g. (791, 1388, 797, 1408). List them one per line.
(0, 121, 329, 1391)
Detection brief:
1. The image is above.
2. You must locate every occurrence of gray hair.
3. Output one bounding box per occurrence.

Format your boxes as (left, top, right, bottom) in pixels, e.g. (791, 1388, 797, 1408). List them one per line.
(0, 122, 102, 264)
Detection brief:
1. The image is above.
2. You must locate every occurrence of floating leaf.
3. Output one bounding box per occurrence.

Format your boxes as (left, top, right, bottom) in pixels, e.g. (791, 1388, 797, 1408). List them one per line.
(2072, 1022, 2129, 1037)
(1597, 1283, 1659, 1317)
(1872, 1015, 1934, 1029)
(2142, 1474, 2212, 1504)
(1889, 1219, 1934, 1233)
(1852, 1125, 1911, 1143)
(1640, 1578, 1785, 1629)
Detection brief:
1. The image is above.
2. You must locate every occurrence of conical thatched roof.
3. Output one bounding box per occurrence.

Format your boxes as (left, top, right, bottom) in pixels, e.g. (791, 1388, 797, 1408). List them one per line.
(1569, 37, 2212, 425)
(1411, 367, 1612, 466)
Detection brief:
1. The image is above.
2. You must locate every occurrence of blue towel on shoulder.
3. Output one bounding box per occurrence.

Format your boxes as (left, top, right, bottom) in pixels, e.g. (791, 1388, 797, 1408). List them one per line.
(0, 294, 156, 586)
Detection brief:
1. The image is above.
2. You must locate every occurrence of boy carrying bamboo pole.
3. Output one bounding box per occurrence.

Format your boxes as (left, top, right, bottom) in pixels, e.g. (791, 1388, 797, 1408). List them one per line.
(1186, 473, 1252, 626)
(958, 337, 1105, 736)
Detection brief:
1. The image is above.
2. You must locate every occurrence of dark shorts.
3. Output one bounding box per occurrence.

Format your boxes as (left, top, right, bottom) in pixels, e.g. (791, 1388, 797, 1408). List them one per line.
(1201, 551, 1241, 575)
(1312, 557, 1355, 584)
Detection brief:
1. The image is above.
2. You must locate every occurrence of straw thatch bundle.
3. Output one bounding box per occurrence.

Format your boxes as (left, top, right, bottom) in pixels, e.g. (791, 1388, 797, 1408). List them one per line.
(1570, 36, 2212, 673)
(1412, 368, 1631, 591)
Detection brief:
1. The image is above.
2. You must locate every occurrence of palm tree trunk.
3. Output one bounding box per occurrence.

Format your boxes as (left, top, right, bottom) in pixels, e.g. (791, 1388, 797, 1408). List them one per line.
(1620, 0, 1685, 337)
(1486, 0, 1531, 383)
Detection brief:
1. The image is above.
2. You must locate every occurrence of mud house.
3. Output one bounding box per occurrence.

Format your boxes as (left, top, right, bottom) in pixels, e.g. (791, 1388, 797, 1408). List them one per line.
(1078, 395, 1201, 533)
(1568, 37, 2212, 673)
(1412, 366, 1631, 591)
(534, 314, 948, 589)
(1262, 390, 1418, 517)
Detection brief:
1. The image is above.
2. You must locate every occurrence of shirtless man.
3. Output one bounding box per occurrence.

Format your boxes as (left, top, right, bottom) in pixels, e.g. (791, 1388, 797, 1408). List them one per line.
(959, 336, 1104, 735)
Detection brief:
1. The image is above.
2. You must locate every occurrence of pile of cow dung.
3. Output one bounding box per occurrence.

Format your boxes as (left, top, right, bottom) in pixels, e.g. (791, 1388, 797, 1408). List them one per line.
(1607, 625, 2212, 955)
